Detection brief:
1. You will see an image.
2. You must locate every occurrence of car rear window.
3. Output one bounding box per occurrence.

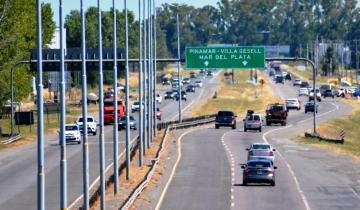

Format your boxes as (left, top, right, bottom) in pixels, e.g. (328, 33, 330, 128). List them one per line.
(247, 161, 271, 167)
(248, 115, 260, 121)
(252, 144, 270, 150)
(218, 111, 234, 116)
(66, 126, 78, 131)
(270, 105, 284, 111)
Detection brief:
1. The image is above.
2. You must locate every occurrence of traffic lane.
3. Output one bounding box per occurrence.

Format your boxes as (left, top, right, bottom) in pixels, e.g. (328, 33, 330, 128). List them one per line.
(265, 100, 360, 210)
(160, 127, 231, 210)
(221, 125, 307, 210)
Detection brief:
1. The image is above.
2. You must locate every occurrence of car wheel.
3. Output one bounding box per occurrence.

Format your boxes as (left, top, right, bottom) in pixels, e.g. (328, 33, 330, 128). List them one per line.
(77, 141, 81, 145)
(215, 125, 219, 129)
(232, 125, 236, 130)
(266, 122, 270, 126)
(243, 180, 247, 186)
(259, 127, 262, 132)
(93, 131, 97, 136)
(244, 127, 247, 132)
(281, 122, 286, 126)
(271, 181, 275, 186)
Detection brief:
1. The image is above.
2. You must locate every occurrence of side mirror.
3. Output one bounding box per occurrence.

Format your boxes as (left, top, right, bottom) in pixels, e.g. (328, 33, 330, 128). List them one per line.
(242, 119, 245, 122)
(273, 148, 276, 151)
(235, 115, 238, 117)
(241, 165, 245, 169)
(245, 148, 250, 151)
(273, 166, 277, 170)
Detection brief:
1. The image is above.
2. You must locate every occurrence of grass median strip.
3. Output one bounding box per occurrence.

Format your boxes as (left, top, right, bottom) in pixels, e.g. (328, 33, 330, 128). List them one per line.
(296, 99, 360, 162)
(192, 70, 281, 116)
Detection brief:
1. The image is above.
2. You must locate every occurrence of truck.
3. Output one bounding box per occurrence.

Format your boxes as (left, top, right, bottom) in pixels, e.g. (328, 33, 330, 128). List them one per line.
(104, 98, 126, 125)
(265, 103, 288, 126)
(215, 110, 237, 129)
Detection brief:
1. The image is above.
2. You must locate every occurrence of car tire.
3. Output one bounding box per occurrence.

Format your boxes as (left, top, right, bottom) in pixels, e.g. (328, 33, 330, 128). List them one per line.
(259, 127, 262, 132)
(271, 181, 275, 186)
(215, 125, 219, 129)
(243, 180, 247, 186)
(281, 122, 286, 126)
(244, 127, 247, 132)
(77, 141, 81, 145)
(266, 122, 270, 126)
(93, 131, 97, 136)
(232, 125, 236, 130)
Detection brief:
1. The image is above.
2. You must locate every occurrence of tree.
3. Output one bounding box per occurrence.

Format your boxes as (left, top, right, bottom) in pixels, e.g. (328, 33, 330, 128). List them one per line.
(0, 0, 55, 108)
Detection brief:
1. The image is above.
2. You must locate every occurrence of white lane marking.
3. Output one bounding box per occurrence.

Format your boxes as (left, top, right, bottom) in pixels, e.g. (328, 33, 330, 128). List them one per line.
(297, 102, 339, 124)
(231, 202, 235, 207)
(350, 188, 360, 200)
(262, 125, 311, 210)
(155, 127, 205, 210)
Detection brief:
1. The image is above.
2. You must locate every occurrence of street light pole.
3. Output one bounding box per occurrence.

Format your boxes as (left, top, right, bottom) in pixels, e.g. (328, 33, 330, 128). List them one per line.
(177, 12, 182, 123)
(97, 0, 106, 209)
(153, 0, 157, 137)
(36, 0, 45, 209)
(138, 0, 144, 166)
(125, 0, 131, 180)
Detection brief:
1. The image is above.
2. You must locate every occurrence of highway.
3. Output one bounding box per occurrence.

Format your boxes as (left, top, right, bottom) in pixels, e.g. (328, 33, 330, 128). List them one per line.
(159, 76, 360, 210)
(0, 72, 220, 210)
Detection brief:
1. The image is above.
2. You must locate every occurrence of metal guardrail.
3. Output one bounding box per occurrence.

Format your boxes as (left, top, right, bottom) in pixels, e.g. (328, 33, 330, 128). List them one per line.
(120, 114, 216, 210)
(1, 134, 22, 145)
(304, 132, 344, 144)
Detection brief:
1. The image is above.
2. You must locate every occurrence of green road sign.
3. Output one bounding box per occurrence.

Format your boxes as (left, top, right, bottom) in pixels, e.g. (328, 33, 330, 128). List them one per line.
(185, 46, 265, 69)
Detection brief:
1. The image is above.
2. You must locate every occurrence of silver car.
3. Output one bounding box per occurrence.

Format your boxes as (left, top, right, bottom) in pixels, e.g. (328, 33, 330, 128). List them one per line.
(243, 114, 262, 132)
(118, 115, 137, 130)
(242, 160, 277, 186)
(246, 143, 276, 162)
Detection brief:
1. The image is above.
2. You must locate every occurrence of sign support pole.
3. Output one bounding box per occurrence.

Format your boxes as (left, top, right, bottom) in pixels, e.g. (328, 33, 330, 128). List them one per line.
(177, 12, 182, 123)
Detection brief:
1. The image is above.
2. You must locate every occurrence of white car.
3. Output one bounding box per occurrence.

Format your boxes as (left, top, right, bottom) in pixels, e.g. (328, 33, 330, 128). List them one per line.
(285, 98, 301, 110)
(293, 79, 302, 86)
(309, 89, 321, 101)
(76, 116, 97, 135)
(131, 101, 143, 112)
(194, 80, 203, 87)
(64, 124, 81, 144)
(246, 143, 276, 162)
(156, 93, 162, 104)
(299, 88, 309, 96)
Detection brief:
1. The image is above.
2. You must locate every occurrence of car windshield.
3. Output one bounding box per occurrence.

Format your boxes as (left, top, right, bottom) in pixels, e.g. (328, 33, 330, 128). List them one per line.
(270, 105, 284, 111)
(196, 81, 201, 83)
(247, 115, 260, 121)
(134, 102, 140, 105)
(247, 161, 271, 168)
(77, 117, 94, 122)
(252, 144, 270, 150)
(66, 125, 78, 131)
(218, 111, 233, 116)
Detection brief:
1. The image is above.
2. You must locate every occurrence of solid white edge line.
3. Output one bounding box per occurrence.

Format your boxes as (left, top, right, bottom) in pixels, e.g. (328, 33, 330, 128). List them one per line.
(262, 125, 311, 210)
(154, 127, 203, 210)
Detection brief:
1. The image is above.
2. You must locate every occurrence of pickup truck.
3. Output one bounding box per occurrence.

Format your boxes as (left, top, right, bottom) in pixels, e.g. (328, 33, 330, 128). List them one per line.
(215, 111, 237, 129)
(265, 103, 288, 126)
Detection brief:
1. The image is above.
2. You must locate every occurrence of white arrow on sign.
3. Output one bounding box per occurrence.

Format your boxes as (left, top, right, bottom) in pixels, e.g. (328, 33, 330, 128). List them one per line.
(204, 61, 209, 66)
(242, 61, 248, 66)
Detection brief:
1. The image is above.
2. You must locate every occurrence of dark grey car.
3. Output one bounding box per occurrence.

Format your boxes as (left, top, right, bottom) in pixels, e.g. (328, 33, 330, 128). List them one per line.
(242, 160, 277, 186)
(118, 115, 137, 130)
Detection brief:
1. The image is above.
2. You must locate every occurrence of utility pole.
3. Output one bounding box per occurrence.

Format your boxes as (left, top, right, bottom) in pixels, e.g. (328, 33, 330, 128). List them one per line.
(112, 0, 119, 193)
(143, 0, 149, 149)
(313, 35, 318, 136)
(153, 0, 157, 137)
(138, 0, 144, 166)
(125, 0, 131, 180)
(80, 0, 90, 209)
(147, 0, 152, 144)
(97, 0, 106, 209)
(59, 1, 68, 209)
(177, 12, 182, 123)
(36, 0, 45, 209)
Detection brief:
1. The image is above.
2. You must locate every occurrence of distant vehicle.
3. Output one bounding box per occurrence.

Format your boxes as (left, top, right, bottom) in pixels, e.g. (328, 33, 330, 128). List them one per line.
(156, 93, 162, 104)
(200, 69, 206, 74)
(281, 71, 288, 77)
(241, 160, 277, 186)
(269, 70, 275, 77)
(156, 108, 162, 120)
(194, 80, 203, 87)
(305, 101, 319, 113)
(64, 124, 81, 144)
(275, 75, 284, 84)
(76, 116, 97, 135)
(293, 79, 302, 86)
(285, 73, 292, 80)
(335, 88, 345, 97)
(118, 115, 137, 130)
(224, 72, 232, 79)
(323, 89, 335, 98)
(243, 112, 262, 132)
(175, 91, 187, 101)
(183, 78, 191, 84)
(300, 81, 310, 88)
(246, 143, 276, 162)
(162, 78, 171, 85)
(319, 84, 333, 96)
(164, 91, 176, 100)
(285, 98, 301, 110)
(207, 71, 214, 77)
(265, 103, 288, 126)
(186, 85, 195, 92)
(353, 89, 360, 97)
(215, 111, 237, 129)
(172, 82, 180, 89)
(190, 72, 197, 78)
(131, 101, 143, 113)
(103, 98, 126, 125)
(309, 89, 322, 101)
(104, 91, 114, 99)
(298, 88, 309, 96)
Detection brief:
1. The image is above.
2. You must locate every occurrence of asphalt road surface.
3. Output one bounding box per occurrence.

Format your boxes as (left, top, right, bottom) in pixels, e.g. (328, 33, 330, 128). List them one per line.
(159, 75, 360, 210)
(0, 71, 220, 210)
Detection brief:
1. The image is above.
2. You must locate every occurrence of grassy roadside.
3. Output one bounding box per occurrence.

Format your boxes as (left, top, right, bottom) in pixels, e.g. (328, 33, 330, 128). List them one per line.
(192, 70, 281, 117)
(296, 99, 360, 162)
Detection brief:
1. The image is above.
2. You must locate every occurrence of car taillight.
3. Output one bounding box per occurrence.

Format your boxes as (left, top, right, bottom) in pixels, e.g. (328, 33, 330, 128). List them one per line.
(269, 151, 274, 156)
(244, 168, 251, 174)
(267, 168, 274, 173)
(231, 116, 235, 122)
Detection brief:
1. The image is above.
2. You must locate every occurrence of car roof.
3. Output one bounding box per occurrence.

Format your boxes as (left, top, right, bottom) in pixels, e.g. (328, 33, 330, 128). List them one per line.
(66, 124, 78, 126)
(251, 143, 270, 146)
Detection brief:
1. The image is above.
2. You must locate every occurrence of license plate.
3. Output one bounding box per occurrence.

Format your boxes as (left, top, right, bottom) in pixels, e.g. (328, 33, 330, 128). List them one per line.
(257, 170, 262, 175)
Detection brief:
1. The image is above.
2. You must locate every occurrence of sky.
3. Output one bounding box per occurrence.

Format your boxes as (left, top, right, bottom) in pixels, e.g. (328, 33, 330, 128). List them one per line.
(43, 0, 219, 26)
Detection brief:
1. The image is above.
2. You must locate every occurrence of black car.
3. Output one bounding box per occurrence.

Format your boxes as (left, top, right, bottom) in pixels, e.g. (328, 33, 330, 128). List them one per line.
(207, 71, 214, 77)
(175, 91, 187, 101)
(269, 70, 275, 77)
(186, 85, 195, 92)
(164, 91, 175, 99)
(300, 81, 309, 88)
(305, 101, 319, 113)
(162, 78, 171, 85)
(275, 75, 284, 84)
(242, 160, 277, 186)
(190, 72, 197, 78)
(285, 73, 292, 80)
(323, 89, 335, 98)
(215, 111, 237, 129)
